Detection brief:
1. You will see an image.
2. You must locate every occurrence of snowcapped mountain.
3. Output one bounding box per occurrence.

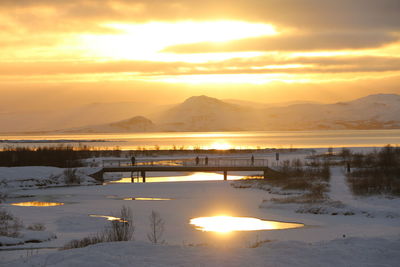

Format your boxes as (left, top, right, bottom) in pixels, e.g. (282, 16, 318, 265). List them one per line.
(154, 95, 260, 131)
(260, 93, 400, 130)
(1, 93, 399, 133)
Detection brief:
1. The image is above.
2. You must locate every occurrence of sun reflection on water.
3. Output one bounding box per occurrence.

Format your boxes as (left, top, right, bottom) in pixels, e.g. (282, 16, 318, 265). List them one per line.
(89, 215, 127, 222)
(190, 216, 303, 233)
(123, 197, 171, 201)
(11, 201, 64, 207)
(108, 172, 244, 183)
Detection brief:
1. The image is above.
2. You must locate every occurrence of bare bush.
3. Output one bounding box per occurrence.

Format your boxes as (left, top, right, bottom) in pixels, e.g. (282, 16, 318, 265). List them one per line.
(27, 223, 46, 231)
(147, 211, 165, 244)
(62, 234, 105, 250)
(62, 206, 135, 250)
(64, 168, 80, 184)
(346, 145, 400, 196)
(104, 206, 135, 242)
(0, 208, 23, 237)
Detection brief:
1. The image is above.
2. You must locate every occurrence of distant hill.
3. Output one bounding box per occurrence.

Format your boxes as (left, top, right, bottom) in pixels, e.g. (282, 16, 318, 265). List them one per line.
(0, 101, 159, 132)
(62, 116, 156, 133)
(2, 93, 399, 133)
(260, 93, 400, 130)
(154, 95, 260, 131)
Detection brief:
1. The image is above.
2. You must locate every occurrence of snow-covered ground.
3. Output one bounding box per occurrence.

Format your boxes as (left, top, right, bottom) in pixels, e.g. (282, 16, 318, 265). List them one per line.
(1, 150, 399, 266)
(7, 237, 400, 267)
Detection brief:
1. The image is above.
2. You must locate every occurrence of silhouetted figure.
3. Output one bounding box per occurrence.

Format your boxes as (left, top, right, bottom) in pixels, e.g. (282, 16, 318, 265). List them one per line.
(251, 155, 255, 166)
(131, 156, 136, 166)
(346, 162, 351, 173)
(195, 156, 200, 165)
(205, 156, 209, 165)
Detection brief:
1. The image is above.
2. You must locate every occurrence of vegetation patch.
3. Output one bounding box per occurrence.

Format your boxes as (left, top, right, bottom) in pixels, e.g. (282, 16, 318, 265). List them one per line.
(345, 145, 400, 196)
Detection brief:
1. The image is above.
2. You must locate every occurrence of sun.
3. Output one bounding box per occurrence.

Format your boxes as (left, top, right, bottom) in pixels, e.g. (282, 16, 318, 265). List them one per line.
(209, 142, 232, 150)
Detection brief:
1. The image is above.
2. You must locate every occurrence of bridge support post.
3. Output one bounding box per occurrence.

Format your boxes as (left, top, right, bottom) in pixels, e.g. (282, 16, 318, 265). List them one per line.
(264, 170, 267, 179)
(141, 171, 146, 183)
(223, 171, 227, 181)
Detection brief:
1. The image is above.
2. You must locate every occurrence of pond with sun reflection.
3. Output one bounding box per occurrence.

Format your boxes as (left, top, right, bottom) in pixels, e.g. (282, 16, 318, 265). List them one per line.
(10, 201, 64, 207)
(89, 215, 127, 223)
(190, 216, 304, 233)
(122, 197, 171, 201)
(107, 172, 244, 183)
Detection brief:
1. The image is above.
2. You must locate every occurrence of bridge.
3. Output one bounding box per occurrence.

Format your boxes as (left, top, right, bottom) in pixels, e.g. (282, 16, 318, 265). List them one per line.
(90, 157, 282, 183)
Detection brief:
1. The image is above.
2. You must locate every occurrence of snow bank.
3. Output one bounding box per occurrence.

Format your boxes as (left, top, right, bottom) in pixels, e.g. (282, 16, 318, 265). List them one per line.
(0, 230, 56, 247)
(0, 166, 99, 190)
(7, 237, 400, 267)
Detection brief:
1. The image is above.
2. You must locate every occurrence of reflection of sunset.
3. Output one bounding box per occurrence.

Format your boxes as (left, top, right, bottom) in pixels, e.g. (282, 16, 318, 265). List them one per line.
(11, 201, 64, 207)
(123, 197, 171, 201)
(190, 216, 304, 233)
(89, 215, 127, 223)
(108, 172, 244, 183)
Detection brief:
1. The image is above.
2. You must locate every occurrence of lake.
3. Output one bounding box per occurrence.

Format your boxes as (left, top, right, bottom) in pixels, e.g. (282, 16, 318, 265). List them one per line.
(1, 129, 400, 150)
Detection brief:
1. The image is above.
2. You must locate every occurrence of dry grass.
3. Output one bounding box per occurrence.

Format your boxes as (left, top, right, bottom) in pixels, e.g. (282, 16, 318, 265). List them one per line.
(62, 206, 135, 250)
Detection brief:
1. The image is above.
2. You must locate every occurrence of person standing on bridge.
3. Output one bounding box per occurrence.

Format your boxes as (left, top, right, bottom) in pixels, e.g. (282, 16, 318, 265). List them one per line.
(131, 156, 136, 166)
(205, 156, 209, 165)
(195, 156, 199, 165)
(251, 155, 254, 166)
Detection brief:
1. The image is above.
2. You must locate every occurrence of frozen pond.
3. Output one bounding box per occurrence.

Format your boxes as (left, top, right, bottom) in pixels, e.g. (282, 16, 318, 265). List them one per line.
(107, 172, 245, 183)
(2, 170, 400, 263)
(190, 216, 304, 233)
(10, 201, 64, 207)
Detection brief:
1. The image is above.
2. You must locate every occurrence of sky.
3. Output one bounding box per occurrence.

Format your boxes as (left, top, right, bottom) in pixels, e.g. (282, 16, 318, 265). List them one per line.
(1, 0, 400, 111)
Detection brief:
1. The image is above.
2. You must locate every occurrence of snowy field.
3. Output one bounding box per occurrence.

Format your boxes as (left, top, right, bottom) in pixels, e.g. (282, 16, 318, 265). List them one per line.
(1, 149, 399, 266)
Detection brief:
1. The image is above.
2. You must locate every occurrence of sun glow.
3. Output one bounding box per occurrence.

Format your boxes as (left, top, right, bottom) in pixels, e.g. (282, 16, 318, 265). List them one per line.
(190, 216, 304, 233)
(208, 142, 233, 150)
(79, 21, 277, 62)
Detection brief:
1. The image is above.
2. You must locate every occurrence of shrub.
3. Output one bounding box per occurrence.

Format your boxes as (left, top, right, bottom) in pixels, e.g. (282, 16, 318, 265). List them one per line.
(63, 206, 135, 250)
(346, 145, 400, 196)
(64, 168, 80, 184)
(147, 211, 165, 244)
(104, 206, 135, 242)
(62, 234, 105, 250)
(0, 208, 23, 237)
(27, 223, 46, 231)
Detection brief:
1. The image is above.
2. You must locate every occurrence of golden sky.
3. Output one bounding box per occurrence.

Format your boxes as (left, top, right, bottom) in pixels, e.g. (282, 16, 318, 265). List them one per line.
(1, 0, 400, 111)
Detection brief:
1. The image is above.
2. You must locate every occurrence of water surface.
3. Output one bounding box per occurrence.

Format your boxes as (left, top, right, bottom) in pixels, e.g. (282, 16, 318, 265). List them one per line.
(190, 216, 304, 233)
(1, 129, 399, 149)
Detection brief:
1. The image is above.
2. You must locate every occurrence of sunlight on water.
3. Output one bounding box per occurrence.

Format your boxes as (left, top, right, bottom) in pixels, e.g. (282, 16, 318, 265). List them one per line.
(108, 172, 244, 183)
(123, 197, 171, 201)
(89, 215, 127, 222)
(3, 130, 400, 150)
(11, 201, 64, 207)
(190, 216, 304, 233)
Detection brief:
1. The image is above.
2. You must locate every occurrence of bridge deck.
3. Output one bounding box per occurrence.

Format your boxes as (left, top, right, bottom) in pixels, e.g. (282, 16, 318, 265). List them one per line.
(90, 165, 281, 183)
(102, 166, 270, 172)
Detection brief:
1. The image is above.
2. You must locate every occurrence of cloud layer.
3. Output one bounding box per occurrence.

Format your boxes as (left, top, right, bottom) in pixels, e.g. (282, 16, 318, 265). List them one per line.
(1, 0, 400, 107)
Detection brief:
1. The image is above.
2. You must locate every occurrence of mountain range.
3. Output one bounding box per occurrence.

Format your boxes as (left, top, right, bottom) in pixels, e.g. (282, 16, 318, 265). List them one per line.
(1, 93, 399, 133)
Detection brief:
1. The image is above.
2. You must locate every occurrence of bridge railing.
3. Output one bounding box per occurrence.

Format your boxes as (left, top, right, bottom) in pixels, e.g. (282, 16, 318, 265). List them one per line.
(102, 158, 268, 167)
